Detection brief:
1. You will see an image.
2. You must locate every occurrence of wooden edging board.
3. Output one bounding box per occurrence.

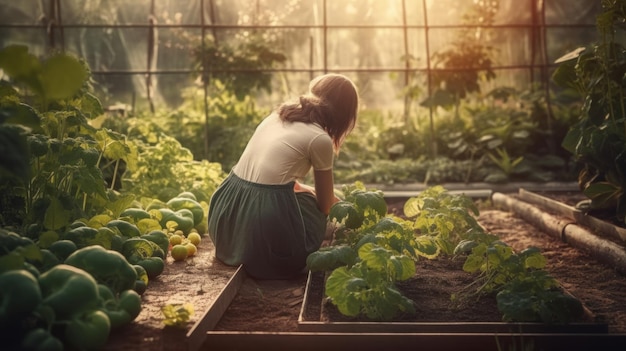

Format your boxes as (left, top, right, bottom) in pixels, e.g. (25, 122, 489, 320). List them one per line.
(184, 264, 246, 351)
(203, 331, 626, 351)
(518, 188, 626, 243)
(493, 191, 626, 276)
(297, 270, 607, 335)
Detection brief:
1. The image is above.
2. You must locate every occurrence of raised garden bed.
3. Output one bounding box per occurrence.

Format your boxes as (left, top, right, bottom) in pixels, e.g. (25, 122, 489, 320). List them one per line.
(106, 187, 626, 351)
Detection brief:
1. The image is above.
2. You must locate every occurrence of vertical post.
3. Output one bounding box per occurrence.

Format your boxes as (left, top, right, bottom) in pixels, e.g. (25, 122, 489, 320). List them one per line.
(539, 0, 555, 154)
(402, 0, 410, 123)
(322, 0, 327, 74)
(309, 36, 314, 81)
(46, 0, 65, 52)
(530, 0, 539, 84)
(48, 0, 55, 50)
(147, 0, 156, 113)
(422, 0, 436, 158)
(55, 0, 65, 51)
(202, 0, 210, 160)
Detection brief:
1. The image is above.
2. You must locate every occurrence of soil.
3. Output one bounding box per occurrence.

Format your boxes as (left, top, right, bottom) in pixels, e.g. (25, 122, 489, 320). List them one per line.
(104, 191, 626, 351)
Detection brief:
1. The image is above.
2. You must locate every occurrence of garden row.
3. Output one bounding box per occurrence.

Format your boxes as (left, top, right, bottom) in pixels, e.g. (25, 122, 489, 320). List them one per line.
(0, 45, 223, 351)
(1, 190, 207, 350)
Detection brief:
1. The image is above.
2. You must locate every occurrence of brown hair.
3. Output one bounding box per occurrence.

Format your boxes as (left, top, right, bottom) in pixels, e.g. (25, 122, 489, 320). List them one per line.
(278, 74, 359, 151)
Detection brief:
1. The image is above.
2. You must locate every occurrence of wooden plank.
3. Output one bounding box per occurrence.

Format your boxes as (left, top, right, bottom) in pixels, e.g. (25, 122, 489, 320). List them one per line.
(185, 264, 246, 351)
(575, 214, 626, 243)
(518, 188, 626, 243)
(518, 188, 580, 219)
(384, 189, 493, 199)
(203, 331, 626, 351)
(297, 320, 607, 334)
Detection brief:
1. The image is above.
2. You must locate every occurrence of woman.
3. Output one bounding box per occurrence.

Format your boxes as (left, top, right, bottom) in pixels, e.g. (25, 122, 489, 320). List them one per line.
(207, 73, 359, 279)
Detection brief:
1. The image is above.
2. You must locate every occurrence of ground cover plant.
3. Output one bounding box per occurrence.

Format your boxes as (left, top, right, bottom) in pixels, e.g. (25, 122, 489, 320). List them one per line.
(307, 183, 584, 323)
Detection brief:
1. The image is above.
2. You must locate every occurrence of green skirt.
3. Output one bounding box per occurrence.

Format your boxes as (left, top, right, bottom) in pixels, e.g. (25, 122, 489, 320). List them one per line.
(207, 172, 327, 279)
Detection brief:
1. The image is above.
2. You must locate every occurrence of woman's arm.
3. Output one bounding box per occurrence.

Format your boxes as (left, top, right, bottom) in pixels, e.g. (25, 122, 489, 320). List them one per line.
(313, 169, 339, 215)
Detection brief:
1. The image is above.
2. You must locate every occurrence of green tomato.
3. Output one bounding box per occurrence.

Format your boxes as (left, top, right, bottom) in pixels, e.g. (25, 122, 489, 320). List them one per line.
(20, 328, 64, 351)
(97, 285, 142, 329)
(120, 208, 151, 222)
(133, 264, 149, 285)
(35, 249, 61, 273)
(0, 269, 42, 328)
(106, 219, 141, 238)
(136, 257, 165, 279)
(38, 264, 100, 321)
(118, 290, 142, 321)
(121, 238, 154, 265)
(166, 197, 204, 226)
(48, 239, 77, 261)
(65, 245, 137, 295)
(64, 309, 111, 351)
(141, 230, 170, 256)
(133, 279, 147, 295)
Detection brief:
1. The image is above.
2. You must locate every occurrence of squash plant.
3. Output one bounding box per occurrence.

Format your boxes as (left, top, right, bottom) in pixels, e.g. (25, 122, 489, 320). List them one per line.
(552, 0, 626, 224)
(307, 183, 441, 320)
(454, 230, 584, 323)
(308, 183, 584, 323)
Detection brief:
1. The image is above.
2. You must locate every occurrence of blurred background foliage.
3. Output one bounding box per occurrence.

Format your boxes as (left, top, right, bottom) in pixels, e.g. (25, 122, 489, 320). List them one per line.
(0, 0, 603, 185)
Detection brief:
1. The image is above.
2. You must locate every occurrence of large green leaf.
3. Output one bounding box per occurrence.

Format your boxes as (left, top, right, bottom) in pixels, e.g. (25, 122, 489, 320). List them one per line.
(306, 245, 357, 272)
(0, 104, 41, 131)
(0, 45, 41, 88)
(0, 124, 31, 182)
(353, 190, 387, 217)
(329, 201, 364, 229)
(412, 235, 440, 259)
(402, 197, 422, 218)
(325, 266, 364, 317)
(358, 243, 415, 280)
(75, 92, 104, 118)
(43, 196, 70, 230)
(583, 181, 621, 208)
(39, 53, 88, 101)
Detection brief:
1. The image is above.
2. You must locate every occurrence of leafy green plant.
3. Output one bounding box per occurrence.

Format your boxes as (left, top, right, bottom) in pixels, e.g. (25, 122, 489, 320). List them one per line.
(403, 185, 482, 255)
(323, 243, 416, 320)
(307, 183, 426, 320)
(453, 232, 584, 323)
(0, 45, 132, 233)
(309, 183, 583, 323)
(161, 303, 194, 328)
(307, 184, 484, 320)
(121, 118, 225, 203)
(552, 0, 626, 223)
(486, 148, 524, 183)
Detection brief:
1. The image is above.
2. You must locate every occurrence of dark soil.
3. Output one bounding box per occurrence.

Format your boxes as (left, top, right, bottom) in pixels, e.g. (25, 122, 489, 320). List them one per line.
(310, 257, 505, 323)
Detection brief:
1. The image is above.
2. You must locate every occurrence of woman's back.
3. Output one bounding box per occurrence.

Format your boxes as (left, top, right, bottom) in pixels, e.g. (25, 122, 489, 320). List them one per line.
(232, 113, 333, 185)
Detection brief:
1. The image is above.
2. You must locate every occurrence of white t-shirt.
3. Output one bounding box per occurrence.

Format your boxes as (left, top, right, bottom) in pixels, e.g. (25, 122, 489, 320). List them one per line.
(232, 112, 334, 184)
